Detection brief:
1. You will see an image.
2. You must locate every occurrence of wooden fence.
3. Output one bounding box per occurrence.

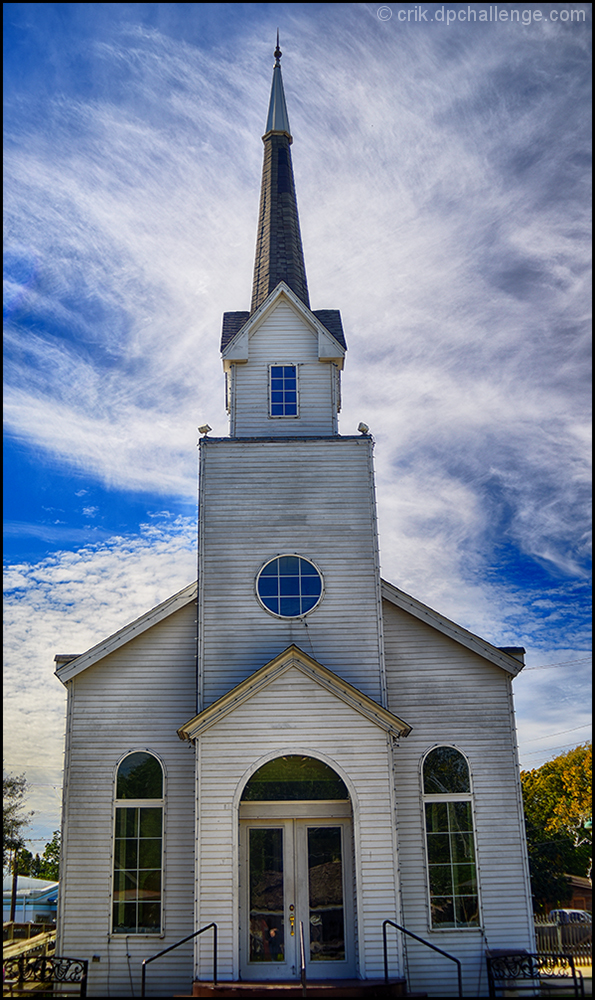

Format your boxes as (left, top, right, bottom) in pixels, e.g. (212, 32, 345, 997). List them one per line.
(534, 915, 592, 966)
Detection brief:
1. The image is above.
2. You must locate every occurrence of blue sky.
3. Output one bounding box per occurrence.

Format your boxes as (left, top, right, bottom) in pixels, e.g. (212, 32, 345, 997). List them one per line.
(3, 2, 591, 848)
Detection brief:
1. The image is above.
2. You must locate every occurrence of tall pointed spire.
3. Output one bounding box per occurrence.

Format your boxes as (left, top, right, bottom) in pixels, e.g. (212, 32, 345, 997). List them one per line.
(250, 35, 310, 314)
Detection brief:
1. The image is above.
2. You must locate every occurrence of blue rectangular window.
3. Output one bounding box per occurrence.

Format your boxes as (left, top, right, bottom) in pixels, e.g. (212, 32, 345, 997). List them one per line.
(270, 366, 298, 417)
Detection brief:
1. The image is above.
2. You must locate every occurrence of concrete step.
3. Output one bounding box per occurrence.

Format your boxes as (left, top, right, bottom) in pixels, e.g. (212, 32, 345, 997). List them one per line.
(184, 980, 413, 998)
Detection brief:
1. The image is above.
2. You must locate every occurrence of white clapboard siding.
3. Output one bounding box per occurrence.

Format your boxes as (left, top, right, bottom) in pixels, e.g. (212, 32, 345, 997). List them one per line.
(198, 436, 386, 707)
(231, 301, 337, 436)
(58, 602, 198, 999)
(195, 666, 401, 982)
(382, 597, 534, 998)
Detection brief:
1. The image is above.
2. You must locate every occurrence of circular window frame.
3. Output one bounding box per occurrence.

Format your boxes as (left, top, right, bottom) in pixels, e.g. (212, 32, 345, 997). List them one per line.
(255, 553, 324, 619)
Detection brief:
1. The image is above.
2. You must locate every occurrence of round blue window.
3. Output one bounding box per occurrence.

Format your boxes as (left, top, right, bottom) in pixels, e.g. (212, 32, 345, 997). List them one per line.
(256, 555, 323, 618)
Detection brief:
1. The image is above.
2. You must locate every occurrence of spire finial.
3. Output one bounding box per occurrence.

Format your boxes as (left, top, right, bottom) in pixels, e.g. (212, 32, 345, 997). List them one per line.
(274, 29, 282, 66)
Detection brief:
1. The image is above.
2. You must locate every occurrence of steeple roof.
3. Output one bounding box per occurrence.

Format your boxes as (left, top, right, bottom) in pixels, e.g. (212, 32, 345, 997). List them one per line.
(265, 33, 291, 137)
(250, 37, 310, 313)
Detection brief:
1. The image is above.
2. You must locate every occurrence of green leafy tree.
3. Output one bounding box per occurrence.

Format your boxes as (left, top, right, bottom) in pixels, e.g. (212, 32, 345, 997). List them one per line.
(521, 743, 592, 912)
(37, 830, 60, 881)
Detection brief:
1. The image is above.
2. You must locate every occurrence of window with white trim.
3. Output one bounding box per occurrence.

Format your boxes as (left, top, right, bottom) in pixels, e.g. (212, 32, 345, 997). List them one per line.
(423, 745, 480, 929)
(269, 365, 298, 417)
(112, 751, 163, 934)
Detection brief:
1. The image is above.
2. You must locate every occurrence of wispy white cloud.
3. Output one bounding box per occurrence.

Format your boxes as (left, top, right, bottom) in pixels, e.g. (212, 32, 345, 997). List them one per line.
(3, 519, 196, 844)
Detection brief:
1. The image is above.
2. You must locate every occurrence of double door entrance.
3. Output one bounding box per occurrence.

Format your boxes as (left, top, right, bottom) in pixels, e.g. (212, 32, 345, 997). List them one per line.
(239, 816, 355, 980)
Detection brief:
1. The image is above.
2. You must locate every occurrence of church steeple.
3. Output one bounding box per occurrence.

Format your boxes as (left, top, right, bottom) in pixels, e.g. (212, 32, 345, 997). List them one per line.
(250, 36, 310, 314)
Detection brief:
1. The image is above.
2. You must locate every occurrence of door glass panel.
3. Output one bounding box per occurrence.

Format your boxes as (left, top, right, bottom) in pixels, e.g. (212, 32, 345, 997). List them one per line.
(307, 827, 345, 962)
(249, 828, 285, 964)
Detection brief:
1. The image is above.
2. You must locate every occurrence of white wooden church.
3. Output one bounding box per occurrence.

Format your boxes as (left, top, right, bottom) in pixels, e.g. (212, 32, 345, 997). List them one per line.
(55, 43, 535, 998)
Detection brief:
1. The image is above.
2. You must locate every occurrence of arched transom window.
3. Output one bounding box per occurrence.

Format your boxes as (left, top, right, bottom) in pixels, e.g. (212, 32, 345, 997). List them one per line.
(423, 746, 480, 930)
(112, 751, 164, 935)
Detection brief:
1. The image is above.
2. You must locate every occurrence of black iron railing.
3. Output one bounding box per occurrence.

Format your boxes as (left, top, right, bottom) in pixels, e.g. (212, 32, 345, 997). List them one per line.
(299, 920, 307, 997)
(383, 918, 463, 998)
(140, 922, 217, 998)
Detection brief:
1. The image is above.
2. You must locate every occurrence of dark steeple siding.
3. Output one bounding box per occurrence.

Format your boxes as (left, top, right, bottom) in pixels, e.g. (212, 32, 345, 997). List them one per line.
(250, 44, 310, 313)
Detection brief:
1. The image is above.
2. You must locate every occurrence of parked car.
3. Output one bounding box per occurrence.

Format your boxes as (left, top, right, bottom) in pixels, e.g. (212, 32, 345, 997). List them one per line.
(549, 909, 592, 925)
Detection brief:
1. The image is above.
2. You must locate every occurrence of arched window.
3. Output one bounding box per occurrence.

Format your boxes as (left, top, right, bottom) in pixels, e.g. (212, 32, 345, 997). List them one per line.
(241, 755, 348, 801)
(422, 746, 480, 929)
(112, 752, 164, 935)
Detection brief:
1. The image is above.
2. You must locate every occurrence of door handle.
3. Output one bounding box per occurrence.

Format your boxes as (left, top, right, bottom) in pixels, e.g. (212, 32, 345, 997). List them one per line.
(289, 904, 295, 936)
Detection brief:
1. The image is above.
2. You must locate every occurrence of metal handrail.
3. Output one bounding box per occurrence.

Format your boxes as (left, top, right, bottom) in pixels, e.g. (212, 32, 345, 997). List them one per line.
(141, 921, 217, 997)
(383, 918, 463, 998)
(299, 920, 307, 996)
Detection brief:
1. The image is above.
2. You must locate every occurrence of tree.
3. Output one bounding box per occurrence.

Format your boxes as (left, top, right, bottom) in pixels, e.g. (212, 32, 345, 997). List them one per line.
(521, 743, 592, 912)
(37, 830, 60, 881)
(3, 769, 33, 870)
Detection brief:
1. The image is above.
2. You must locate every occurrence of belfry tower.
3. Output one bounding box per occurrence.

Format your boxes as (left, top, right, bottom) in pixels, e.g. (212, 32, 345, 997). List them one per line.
(182, 39, 411, 984)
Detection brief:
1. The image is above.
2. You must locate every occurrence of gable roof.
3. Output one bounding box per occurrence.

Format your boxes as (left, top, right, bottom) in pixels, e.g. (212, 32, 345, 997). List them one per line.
(220, 281, 347, 368)
(54, 581, 197, 683)
(220, 305, 346, 353)
(381, 579, 525, 676)
(178, 643, 411, 741)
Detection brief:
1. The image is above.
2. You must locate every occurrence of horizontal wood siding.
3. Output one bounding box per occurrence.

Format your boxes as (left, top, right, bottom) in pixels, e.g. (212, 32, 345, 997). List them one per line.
(232, 301, 336, 436)
(198, 437, 384, 707)
(382, 599, 534, 998)
(196, 666, 401, 981)
(58, 602, 198, 998)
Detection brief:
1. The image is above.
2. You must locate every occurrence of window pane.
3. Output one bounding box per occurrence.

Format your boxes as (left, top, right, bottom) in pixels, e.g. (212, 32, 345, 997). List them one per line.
(280, 597, 301, 617)
(271, 404, 284, 415)
(301, 576, 322, 597)
(452, 864, 477, 894)
(425, 801, 448, 833)
(139, 870, 161, 900)
(429, 865, 452, 895)
(278, 555, 299, 574)
(242, 755, 349, 802)
(140, 808, 162, 838)
(113, 902, 137, 933)
(427, 833, 451, 864)
(258, 577, 278, 597)
(114, 839, 138, 870)
(308, 827, 345, 962)
(452, 832, 475, 863)
(455, 896, 480, 927)
(249, 828, 284, 963)
(280, 576, 300, 596)
(450, 801, 473, 831)
(430, 897, 455, 927)
(423, 747, 470, 794)
(113, 871, 137, 901)
(283, 366, 296, 378)
(138, 839, 162, 869)
(138, 902, 161, 933)
(117, 752, 163, 799)
(115, 808, 138, 838)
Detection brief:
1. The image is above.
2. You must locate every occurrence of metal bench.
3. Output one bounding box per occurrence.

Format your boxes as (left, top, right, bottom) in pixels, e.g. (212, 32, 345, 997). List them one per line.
(3, 955, 88, 998)
(486, 951, 584, 998)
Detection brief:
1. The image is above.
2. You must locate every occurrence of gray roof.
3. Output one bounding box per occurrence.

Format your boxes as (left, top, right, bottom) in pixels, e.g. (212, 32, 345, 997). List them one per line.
(250, 48, 310, 313)
(220, 306, 347, 353)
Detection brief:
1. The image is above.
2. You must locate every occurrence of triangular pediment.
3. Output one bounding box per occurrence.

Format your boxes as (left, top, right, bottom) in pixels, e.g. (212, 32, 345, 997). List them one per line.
(221, 282, 346, 370)
(178, 644, 411, 740)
